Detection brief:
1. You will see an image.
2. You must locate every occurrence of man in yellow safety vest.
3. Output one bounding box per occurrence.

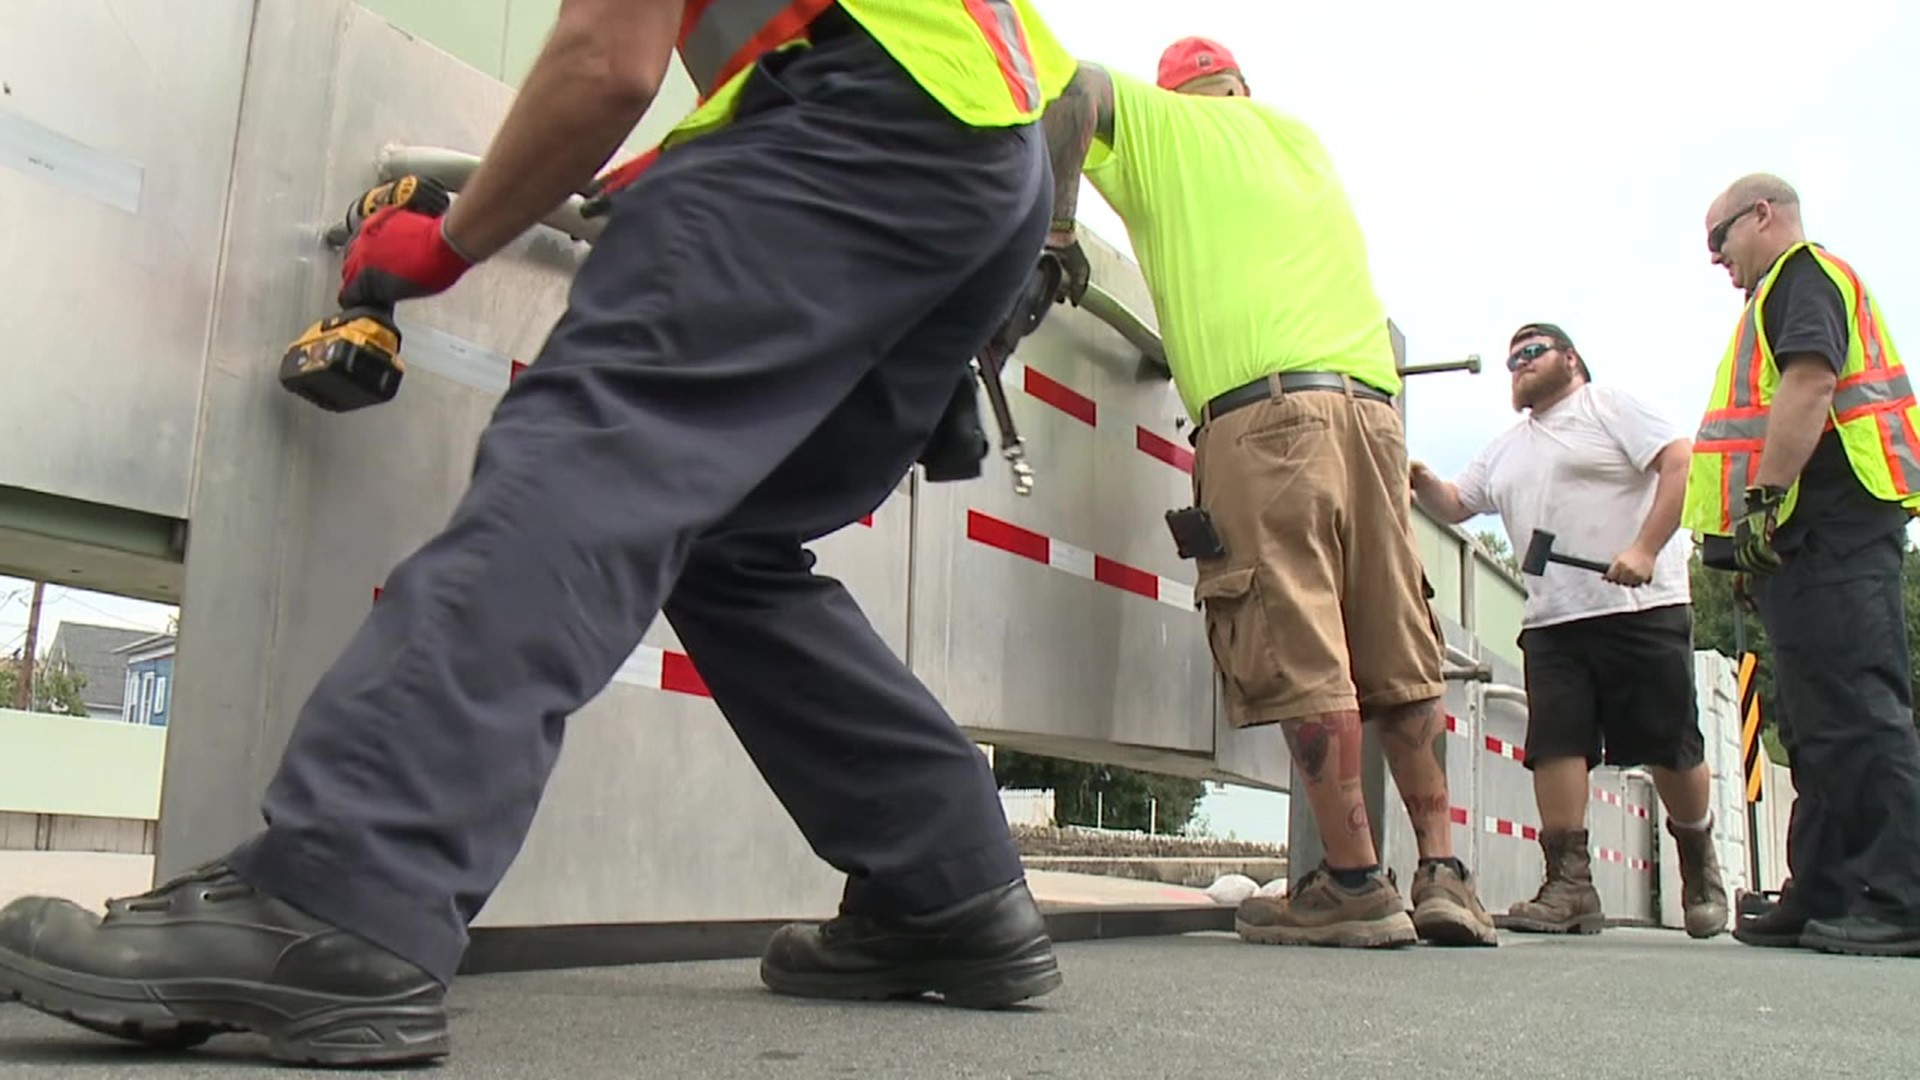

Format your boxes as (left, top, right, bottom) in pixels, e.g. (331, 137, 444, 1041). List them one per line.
(1039, 37, 1497, 950)
(0, 0, 1090, 1065)
(1684, 172, 1920, 958)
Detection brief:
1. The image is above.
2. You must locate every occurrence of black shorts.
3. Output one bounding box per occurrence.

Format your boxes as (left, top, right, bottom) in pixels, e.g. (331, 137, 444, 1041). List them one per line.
(1516, 603, 1705, 771)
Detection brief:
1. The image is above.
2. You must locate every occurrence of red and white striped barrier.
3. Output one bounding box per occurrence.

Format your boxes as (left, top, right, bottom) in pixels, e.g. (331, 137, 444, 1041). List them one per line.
(998, 357, 1193, 476)
(1593, 786, 1652, 819)
(1484, 733, 1526, 763)
(966, 510, 1194, 612)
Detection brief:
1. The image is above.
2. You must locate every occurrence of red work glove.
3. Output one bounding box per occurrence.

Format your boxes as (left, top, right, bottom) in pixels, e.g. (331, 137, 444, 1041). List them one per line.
(339, 206, 474, 309)
(580, 147, 662, 219)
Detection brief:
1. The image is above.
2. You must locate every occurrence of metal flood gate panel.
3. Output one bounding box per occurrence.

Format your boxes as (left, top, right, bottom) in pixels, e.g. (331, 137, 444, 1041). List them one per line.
(909, 298, 1219, 764)
(0, 0, 253, 518)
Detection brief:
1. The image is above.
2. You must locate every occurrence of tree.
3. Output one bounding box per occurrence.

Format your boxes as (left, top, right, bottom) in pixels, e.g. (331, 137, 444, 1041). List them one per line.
(992, 748, 1207, 835)
(0, 653, 90, 717)
(1473, 528, 1521, 575)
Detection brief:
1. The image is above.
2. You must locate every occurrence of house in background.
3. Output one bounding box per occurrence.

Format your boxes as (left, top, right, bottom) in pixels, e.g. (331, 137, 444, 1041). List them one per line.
(43, 623, 152, 721)
(115, 632, 176, 728)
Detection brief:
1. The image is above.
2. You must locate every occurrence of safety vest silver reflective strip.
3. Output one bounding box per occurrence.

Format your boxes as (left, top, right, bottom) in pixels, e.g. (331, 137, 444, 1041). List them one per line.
(680, 0, 797, 95)
(962, 0, 1040, 112)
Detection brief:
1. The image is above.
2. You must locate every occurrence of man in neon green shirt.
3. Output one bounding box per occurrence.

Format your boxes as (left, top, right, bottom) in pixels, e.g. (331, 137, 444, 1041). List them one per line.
(1041, 37, 1495, 950)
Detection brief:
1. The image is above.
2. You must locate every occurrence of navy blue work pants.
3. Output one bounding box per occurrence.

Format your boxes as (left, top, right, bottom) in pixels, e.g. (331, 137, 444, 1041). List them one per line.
(226, 14, 1051, 984)
(1755, 528, 1920, 925)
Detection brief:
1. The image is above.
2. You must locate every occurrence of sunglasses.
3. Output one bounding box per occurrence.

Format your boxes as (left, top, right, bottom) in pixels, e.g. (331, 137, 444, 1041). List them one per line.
(1506, 342, 1556, 371)
(1708, 202, 1760, 256)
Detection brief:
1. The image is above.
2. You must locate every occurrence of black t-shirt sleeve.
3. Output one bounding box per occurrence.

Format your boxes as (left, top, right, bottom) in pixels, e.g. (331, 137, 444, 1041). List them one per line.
(1760, 248, 1850, 374)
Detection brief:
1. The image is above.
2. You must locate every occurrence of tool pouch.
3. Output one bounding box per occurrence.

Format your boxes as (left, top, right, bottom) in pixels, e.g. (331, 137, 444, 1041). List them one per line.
(919, 370, 989, 483)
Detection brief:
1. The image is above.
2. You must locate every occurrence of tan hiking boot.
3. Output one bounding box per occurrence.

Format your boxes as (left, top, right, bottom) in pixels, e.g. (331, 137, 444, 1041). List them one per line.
(1410, 859, 1498, 946)
(1500, 828, 1604, 934)
(1668, 815, 1729, 939)
(1235, 863, 1416, 948)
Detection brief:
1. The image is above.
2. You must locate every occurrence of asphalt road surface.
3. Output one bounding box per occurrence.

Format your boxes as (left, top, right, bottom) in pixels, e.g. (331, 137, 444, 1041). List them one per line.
(1, 927, 1912, 1079)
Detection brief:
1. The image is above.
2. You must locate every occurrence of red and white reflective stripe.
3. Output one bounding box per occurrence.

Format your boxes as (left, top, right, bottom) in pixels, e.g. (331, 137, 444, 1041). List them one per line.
(967, 510, 1194, 611)
(1445, 713, 1467, 738)
(1593, 846, 1654, 873)
(611, 644, 712, 698)
(1449, 805, 1470, 826)
(1484, 734, 1526, 763)
(1483, 815, 1539, 841)
(1000, 358, 1193, 475)
(1592, 787, 1651, 818)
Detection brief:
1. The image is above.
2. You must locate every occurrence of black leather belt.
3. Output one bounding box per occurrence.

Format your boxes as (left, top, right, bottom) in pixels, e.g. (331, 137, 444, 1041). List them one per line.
(1203, 371, 1394, 424)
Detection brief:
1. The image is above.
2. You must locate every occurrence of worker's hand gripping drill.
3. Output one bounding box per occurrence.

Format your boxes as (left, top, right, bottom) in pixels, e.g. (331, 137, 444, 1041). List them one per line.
(279, 176, 474, 412)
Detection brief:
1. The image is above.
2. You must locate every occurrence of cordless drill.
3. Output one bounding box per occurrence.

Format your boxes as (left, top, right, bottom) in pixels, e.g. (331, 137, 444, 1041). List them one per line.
(279, 176, 452, 412)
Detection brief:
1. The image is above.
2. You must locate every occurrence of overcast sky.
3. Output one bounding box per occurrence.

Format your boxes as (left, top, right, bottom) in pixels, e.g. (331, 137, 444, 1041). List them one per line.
(9, 0, 1915, 843)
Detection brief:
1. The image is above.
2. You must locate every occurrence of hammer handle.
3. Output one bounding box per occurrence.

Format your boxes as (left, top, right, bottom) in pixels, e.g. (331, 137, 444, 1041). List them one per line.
(1554, 553, 1614, 574)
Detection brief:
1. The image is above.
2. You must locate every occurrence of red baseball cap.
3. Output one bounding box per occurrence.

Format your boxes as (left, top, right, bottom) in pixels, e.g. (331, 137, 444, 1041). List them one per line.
(1156, 36, 1240, 91)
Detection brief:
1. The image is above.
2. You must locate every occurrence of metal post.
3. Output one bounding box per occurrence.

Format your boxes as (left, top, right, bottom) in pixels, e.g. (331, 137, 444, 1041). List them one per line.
(1735, 604, 1764, 891)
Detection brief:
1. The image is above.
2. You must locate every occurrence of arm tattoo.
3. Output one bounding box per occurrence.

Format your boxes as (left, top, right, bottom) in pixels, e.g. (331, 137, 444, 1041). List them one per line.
(1037, 63, 1115, 232)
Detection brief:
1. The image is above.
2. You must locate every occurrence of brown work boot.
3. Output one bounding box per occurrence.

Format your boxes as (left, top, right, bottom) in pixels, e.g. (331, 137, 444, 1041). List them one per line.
(1410, 858, 1498, 946)
(1667, 815, 1729, 939)
(1235, 863, 1416, 948)
(1500, 828, 1604, 934)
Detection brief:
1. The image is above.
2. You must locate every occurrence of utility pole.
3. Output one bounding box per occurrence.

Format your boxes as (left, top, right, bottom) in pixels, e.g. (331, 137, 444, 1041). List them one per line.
(14, 581, 45, 711)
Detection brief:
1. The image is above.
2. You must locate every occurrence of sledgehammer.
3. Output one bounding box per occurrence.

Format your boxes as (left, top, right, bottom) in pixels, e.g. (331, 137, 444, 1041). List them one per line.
(1520, 529, 1612, 577)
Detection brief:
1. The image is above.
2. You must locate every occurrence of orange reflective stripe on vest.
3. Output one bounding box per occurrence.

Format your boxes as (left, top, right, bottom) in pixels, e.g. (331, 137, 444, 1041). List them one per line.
(959, 0, 1040, 114)
(1823, 253, 1920, 492)
(679, 0, 836, 98)
(678, 0, 1041, 113)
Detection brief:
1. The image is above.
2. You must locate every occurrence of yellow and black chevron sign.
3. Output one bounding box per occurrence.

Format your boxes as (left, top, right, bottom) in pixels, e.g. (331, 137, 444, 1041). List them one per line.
(1738, 652, 1764, 803)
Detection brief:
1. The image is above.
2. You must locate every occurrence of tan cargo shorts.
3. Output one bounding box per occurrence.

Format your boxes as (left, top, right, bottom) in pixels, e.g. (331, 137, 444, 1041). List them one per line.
(1189, 377, 1445, 727)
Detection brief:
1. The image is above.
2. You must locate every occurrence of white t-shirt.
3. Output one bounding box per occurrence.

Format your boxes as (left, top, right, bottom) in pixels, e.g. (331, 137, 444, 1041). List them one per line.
(1454, 384, 1691, 630)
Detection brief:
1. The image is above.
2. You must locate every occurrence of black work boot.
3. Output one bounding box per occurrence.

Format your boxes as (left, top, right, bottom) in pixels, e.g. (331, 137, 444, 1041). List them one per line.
(0, 861, 447, 1066)
(1732, 883, 1808, 949)
(1803, 890, 1920, 958)
(760, 878, 1061, 1009)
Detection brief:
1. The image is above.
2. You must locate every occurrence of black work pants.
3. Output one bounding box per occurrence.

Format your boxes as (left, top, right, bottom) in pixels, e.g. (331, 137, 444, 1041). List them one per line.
(225, 15, 1052, 984)
(1755, 528, 1920, 924)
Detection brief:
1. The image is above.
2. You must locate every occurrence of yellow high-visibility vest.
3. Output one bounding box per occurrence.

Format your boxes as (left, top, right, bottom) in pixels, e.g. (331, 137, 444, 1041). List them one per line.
(663, 0, 1077, 147)
(1681, 241, 1920, 535)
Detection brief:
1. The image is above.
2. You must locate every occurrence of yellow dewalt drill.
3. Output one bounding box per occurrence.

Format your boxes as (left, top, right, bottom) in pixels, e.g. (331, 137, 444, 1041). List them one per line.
(279, 176, 451, 412)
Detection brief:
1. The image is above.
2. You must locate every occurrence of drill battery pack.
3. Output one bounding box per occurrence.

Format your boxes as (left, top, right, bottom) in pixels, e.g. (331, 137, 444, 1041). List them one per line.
(279, 308, 406, 412)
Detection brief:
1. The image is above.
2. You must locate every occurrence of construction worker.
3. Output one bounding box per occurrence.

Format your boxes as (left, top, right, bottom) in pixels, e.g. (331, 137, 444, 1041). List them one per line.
(1411, 322, 1729, 939)
(0, 0, 1083, 1065)
(1685, 173, 1920, 957)
(1040, 37, 1496, 949)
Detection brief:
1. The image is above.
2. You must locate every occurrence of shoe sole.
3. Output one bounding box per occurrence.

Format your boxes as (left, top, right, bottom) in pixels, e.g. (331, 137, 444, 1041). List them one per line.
(1732, 927, 1807, 949)
(0, 944, 448, 1067)
(1801, 930, 1920, 958)
(1412, 899, 1499, 947)
(1496, 912, 1604, 935)
(760, 940, 1063, 1009)
(1235, 910, 1418, 948)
